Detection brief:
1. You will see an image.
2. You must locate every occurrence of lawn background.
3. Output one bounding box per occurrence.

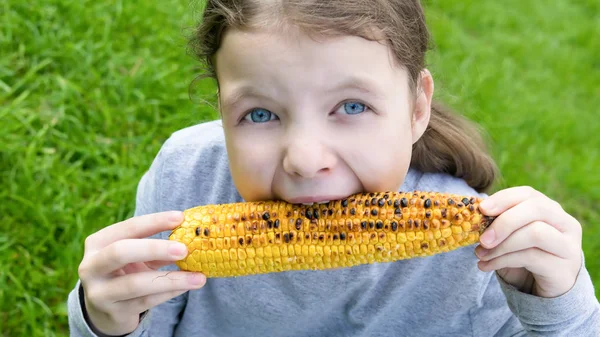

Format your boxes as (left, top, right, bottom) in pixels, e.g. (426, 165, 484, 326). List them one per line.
(1, 0, 598, 335)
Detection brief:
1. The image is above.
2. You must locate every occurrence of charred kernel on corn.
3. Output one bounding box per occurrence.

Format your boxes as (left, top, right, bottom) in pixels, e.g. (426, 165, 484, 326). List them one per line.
(169, 191, 495, 278)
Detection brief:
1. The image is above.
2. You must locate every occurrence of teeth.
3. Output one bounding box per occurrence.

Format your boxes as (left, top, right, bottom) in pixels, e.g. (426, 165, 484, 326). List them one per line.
(300, 200, 330, 205)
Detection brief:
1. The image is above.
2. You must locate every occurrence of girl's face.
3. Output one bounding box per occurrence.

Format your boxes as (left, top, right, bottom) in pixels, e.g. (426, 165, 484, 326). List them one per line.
(215, 26, 433, 204)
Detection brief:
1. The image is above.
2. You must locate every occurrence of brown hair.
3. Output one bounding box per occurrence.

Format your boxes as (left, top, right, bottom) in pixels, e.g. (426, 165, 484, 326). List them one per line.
(187, 0, 499, 193)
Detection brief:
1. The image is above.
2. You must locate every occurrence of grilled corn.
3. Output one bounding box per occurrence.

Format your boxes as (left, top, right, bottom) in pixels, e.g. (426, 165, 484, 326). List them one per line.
(169, 191, 494, 277)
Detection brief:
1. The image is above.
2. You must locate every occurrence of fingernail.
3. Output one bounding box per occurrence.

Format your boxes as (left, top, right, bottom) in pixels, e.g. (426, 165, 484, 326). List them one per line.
(480, 229, 496, 245)
(480, 199, 495, 212)
(168, 242, 187, 258)
(188, 273, 205, 286)
(477, 248, 489, 257)
(169, 211, 184, 222)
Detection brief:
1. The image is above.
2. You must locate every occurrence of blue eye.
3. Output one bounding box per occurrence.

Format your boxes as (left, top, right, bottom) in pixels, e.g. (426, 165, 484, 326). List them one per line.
(244, 108, 276, 123)
(342, 102, 366, 115)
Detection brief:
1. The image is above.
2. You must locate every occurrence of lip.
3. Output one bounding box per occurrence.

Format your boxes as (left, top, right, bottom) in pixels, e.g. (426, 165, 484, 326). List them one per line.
(286, 195, 350, 204)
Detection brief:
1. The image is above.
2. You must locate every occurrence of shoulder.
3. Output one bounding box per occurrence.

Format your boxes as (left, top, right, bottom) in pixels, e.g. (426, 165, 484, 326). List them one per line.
(401, 167, 487, 198)
(135, 119, 242, 216)
(154, 119, 229, 180)
(163, 119, 226, 149)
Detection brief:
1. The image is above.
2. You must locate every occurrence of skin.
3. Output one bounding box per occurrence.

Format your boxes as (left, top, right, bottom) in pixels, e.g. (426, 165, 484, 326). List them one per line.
(476, 186, 583, 298)
(215, 25, 583, 298)
(77, 211, 204, 335)
(215, 26, 432, 203)
(76, 25, 584, 335)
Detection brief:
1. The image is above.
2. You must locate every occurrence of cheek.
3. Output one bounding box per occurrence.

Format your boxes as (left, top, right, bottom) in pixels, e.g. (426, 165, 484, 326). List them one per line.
(225, 130, 279, 199)
(343, 117, 414, 191)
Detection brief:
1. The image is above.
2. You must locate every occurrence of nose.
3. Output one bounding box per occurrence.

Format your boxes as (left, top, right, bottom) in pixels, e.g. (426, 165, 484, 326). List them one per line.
(282, 132, 336, 179)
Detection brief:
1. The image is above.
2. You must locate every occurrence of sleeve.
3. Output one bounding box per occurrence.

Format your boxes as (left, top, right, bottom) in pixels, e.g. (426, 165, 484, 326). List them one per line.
(67, 146, 188, 337)
(498, 252, 600, 336)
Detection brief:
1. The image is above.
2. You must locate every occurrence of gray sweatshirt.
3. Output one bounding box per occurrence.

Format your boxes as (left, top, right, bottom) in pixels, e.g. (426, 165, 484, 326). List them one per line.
(68, 120, 600, 336)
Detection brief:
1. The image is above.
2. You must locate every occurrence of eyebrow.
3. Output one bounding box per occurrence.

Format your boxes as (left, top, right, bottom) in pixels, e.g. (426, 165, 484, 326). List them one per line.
(220, 86, 271, 113)
(220, 75, 384, 112)
(324, 75, 385, 98)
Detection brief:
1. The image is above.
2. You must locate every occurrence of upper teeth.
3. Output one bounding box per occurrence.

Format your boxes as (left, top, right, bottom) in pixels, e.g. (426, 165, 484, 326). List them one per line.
(301, 200, 330, 205)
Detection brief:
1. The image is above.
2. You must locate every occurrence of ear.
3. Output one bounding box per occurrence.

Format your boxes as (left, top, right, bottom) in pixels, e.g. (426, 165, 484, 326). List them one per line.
(216, 83, 223, 118)
(411, 69, 434, 144)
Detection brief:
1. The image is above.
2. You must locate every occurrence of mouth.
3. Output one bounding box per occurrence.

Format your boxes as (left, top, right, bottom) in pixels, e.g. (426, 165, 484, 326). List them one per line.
(286, 195, 350, 205)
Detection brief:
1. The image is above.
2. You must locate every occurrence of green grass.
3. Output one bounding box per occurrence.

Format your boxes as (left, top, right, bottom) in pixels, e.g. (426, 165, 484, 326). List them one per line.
(1, 0, 598, 335)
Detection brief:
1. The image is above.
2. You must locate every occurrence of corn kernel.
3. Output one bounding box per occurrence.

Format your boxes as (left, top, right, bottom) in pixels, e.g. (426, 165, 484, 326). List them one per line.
(170, 191, 493, 277)
(441, 228, 452, 238)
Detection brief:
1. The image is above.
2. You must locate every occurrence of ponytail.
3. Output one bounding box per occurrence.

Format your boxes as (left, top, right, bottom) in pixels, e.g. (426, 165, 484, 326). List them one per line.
(411, 101, 499, 193)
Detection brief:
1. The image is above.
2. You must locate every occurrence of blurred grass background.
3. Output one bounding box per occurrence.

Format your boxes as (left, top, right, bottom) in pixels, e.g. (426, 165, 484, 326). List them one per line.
(1, 0, 598, 335)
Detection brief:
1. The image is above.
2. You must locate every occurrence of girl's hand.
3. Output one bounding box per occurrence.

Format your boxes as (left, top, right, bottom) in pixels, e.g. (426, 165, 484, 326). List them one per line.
(474, 186, 583, 298)
(77, 211, 207, 336)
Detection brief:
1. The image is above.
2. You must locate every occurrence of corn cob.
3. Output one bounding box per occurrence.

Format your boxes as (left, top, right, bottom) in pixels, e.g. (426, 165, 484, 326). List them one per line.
(169, 191, 494, 278)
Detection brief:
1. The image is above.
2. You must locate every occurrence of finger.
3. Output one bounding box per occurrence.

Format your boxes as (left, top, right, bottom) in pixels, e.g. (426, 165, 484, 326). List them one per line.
(85, 211, 184, 251)
(479, 196, 576, 249)
(145, 260, 184, 271)
(120, 260, 176, 275)
(479, 186, 546, 216)
(475, 221, 571, 261)
(117, 289, 191, 316)
(477, 247, 564, 278)
(99, 270, 205, 303)
(81, 239, 188, 277)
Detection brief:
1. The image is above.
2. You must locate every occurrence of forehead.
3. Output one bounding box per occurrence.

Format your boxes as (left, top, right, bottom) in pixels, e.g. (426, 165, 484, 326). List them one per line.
(214, 26, 408, 90)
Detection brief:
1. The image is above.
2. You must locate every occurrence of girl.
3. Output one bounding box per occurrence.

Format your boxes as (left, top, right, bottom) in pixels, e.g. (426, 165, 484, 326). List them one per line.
(68, 1, 599, 336)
